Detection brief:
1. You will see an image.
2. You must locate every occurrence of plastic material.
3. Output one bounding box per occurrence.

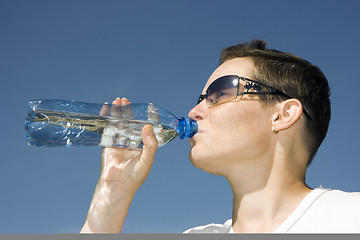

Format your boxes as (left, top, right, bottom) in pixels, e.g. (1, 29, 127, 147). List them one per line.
(25, 99, 197, 149)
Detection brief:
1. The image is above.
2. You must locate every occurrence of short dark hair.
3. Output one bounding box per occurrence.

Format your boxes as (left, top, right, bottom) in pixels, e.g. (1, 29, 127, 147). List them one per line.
(220, 39, 331, 165)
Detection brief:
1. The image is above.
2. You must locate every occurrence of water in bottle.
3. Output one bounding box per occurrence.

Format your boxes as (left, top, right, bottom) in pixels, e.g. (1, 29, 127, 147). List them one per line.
(25, 99, 197, 149)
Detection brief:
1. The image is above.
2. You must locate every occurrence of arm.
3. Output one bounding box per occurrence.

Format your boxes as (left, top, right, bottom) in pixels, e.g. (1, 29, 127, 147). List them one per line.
(81, 98, 158, 233)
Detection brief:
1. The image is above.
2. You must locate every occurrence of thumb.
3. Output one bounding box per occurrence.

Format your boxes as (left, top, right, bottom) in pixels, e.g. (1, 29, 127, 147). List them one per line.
(139, 124, 158, 167)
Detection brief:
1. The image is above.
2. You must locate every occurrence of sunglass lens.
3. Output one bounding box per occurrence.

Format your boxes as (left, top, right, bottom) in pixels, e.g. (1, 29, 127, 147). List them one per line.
(206, 76, 239, 106)
(197, 95, 205, 105)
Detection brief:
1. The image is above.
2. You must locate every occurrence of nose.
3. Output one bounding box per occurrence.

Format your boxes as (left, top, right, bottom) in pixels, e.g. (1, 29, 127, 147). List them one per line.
(188, 101, 207, 121)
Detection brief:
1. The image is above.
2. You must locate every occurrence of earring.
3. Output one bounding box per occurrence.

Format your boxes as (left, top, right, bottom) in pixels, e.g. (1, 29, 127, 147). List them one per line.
(272, 127, 278, 134)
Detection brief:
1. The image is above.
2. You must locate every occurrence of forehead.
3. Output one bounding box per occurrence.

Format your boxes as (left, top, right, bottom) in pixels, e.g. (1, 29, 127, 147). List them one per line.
(203, 58, 255, 92)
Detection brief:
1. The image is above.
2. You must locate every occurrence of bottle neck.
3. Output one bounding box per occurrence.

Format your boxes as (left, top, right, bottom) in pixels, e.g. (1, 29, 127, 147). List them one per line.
(177, 117, 198, 139)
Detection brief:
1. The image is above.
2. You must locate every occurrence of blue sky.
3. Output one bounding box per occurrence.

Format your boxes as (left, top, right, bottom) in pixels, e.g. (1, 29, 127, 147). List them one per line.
(0, 0, 359, 234)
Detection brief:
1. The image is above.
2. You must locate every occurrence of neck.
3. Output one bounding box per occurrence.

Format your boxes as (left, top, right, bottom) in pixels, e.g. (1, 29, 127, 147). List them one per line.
(230, 178, 311, 233)
(226, 147, 311, 233)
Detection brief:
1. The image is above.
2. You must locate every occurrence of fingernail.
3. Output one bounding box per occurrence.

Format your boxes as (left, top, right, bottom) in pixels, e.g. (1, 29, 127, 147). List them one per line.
(145, 124, 155, 136)
(113, 97, 122, 104)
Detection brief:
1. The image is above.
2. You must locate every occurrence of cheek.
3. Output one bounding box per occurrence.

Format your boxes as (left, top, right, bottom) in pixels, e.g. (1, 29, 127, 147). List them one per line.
(188, 111, 243, 171)
(208, 105, 272, 157)
(189, 103, 273, 172)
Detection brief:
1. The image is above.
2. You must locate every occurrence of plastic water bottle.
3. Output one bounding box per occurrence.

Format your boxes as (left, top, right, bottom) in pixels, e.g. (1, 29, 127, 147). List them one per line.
(25, 99, 197, 149)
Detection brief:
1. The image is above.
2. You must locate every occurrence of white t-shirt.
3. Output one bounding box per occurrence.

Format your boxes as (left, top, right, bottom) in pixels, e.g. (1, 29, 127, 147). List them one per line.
(183, 187, 360, 233)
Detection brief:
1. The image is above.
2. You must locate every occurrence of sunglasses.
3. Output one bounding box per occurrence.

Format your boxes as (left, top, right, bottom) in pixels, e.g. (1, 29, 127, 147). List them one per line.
(197, 75, 312, 120)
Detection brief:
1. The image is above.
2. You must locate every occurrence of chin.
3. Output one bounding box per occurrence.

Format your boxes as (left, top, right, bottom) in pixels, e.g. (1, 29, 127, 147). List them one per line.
(188, 147, 224, 175)
(189, 145, 205, 167)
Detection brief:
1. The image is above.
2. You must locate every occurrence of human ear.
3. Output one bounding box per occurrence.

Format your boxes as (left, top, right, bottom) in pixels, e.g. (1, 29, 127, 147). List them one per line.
(271, 99, 304, 132)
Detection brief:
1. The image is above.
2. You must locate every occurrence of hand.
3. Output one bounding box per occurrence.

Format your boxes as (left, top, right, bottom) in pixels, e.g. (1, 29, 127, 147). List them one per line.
(81, 97, 158, 233)
(100, 97, 159, 197)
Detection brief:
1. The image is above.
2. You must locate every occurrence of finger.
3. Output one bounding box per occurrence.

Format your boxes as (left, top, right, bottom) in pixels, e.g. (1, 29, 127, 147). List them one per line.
(111, 97, 122, 118)
(139, 124, 158, 168)
(100, 102, 110, 116)
(99, 102, 112, 146)
(101, 98, 122, 147)
(122, 97, 130, 105)
(120, 98, 140, 148)
(121, 97, 134, 120)
(109, 97, 126, 146)
(113, 97, 122, 105)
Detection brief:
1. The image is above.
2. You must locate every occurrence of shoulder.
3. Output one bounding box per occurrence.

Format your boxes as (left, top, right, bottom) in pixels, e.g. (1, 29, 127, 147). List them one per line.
(306, 188, 360, 228)
(183, 219, 232, 233)
(279, 187, 360, 233)
(317, 188, 360, 205)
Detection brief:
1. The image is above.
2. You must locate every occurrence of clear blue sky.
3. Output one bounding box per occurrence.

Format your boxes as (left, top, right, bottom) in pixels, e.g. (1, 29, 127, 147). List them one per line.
(1, 0, 359, 234)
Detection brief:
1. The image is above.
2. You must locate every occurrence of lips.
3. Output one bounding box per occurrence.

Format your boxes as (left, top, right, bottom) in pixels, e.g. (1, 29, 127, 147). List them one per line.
(191, 128, 204, 139)
(194, 125, 204, 133)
